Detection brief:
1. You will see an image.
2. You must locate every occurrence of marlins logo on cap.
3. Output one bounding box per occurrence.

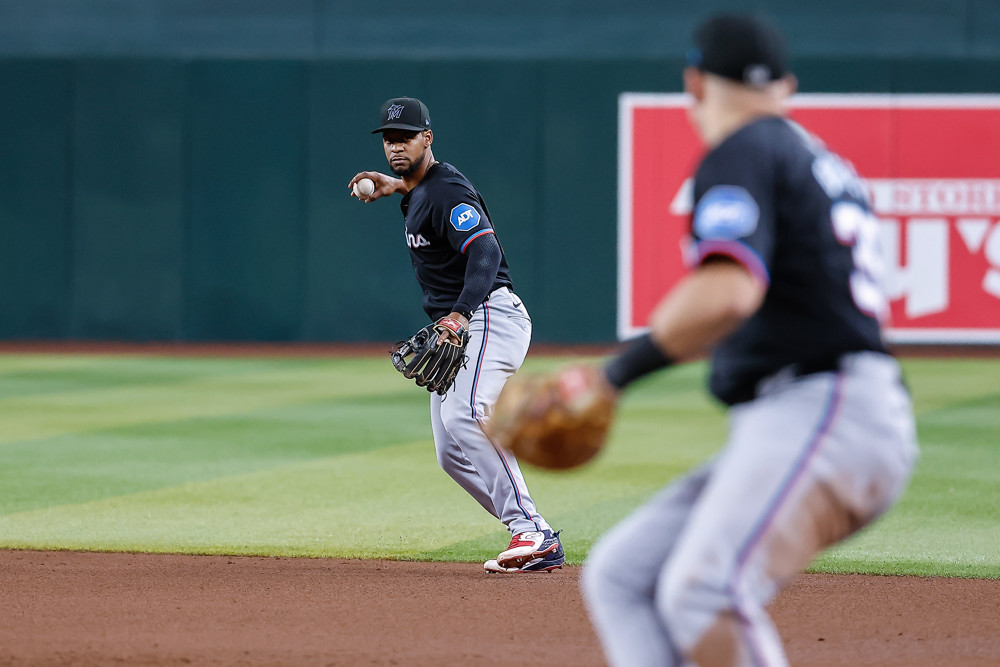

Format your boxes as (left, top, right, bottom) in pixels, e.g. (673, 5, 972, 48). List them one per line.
(386, 104, 405, 121)
(372, 98, 433, 134)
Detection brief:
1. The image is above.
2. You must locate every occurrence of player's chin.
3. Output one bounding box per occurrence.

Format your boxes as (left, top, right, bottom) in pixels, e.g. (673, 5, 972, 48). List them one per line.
(389, 160, 410, 176)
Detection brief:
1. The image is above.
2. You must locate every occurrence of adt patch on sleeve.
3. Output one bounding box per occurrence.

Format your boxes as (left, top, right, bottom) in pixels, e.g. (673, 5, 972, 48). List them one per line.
(693, 186, 760, 240)
(449, 203, 481, 231)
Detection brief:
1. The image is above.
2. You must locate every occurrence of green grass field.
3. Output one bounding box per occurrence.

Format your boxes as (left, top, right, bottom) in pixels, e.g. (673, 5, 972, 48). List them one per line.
(0, 353, 997, 578)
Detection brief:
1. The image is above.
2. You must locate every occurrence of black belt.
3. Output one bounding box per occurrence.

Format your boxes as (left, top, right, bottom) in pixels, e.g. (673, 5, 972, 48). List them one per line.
(483, 284, 513, 301)
(790, 353, 845, 378)
(727, 353, 846, 405)
(781, 351, 909, 397)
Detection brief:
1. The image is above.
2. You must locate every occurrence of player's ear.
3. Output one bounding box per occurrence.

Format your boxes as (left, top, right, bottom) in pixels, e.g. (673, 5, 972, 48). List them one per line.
(782, 74, 798, 97)
(683, 67, 705, 102)
(424, 130, 433, 146)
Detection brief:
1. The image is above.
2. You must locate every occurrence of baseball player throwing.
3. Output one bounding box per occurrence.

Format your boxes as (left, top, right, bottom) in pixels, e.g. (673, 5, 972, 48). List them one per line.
(580, 14, 919, 665)
(489, 13, 919, 665)
(349, 97, 563, 574)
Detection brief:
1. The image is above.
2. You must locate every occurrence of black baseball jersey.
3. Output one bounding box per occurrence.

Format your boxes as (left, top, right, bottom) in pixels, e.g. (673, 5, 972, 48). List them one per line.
(688, 116, 888, 405)
(400, 162, 512, 320)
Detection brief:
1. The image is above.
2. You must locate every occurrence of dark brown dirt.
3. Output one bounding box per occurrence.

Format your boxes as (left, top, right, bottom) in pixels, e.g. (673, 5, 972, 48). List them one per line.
(0, 551, 997, 666)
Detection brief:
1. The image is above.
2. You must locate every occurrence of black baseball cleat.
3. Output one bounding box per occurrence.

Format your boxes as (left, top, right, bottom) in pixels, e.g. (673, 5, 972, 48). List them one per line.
(485, 530, 564, 573)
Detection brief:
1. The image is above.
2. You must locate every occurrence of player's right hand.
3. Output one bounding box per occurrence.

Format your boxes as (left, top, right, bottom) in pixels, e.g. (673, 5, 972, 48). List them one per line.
(348, 171, 402, 203)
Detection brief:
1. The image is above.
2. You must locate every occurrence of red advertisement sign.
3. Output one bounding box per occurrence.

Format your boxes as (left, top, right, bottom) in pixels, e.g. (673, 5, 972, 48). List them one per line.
(619, 94, 1000, 344)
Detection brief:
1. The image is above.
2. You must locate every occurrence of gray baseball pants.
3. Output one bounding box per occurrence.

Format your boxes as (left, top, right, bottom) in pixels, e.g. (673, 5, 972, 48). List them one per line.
(582, 351, 917, 666)
(430, 287, 551, 536)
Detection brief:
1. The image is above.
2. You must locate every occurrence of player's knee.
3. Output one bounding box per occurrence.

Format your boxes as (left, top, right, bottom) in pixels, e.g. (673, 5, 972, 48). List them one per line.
(433, 439, 469, 479)
(655, 568, 733, 654)
(440, 401, 478, 438)
(434, 446, 452, 472)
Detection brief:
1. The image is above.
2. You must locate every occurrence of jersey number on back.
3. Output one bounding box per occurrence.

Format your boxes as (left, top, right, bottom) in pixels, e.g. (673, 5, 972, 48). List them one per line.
(812, 151, 888, 321)
(831, 201, 888, 321)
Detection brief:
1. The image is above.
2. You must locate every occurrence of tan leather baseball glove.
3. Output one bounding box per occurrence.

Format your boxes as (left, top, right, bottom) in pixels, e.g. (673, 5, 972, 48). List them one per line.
(487, 364, 618, 470)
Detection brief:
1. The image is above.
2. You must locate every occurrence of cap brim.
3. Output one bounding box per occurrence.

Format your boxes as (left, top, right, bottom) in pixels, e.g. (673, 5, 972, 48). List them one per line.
(371, 123, 429, 134)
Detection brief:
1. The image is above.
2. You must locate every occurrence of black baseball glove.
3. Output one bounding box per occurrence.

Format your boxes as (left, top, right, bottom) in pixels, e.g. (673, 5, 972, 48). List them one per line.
(391, 317, 470, 395)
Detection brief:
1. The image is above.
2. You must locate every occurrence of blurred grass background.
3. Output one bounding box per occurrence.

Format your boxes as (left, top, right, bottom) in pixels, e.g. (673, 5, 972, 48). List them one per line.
(0, 353, 996, 578)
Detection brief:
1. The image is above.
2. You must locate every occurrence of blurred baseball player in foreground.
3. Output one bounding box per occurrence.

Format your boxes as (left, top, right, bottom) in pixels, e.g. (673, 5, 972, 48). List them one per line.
(489, 12, 918, 664)
(349, 97, 564, 574)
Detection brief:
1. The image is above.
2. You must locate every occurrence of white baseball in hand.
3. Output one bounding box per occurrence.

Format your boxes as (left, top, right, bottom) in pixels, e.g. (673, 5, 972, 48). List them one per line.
(353, 177, 376, 198)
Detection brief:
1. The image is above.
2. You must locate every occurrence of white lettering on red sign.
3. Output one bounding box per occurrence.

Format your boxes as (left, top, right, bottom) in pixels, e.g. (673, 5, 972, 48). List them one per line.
(874, 180, 1000, 320)
(983, 223, 1000, 299)
(868, 179, 1000, 216)
(879, 218, 950, 319)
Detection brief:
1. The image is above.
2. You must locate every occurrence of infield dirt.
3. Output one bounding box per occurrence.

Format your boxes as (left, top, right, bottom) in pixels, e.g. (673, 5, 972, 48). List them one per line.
(1, 550, 997, 666)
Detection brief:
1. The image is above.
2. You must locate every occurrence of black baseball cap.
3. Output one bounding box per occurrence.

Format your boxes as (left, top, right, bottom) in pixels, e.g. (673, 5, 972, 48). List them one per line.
(371, 97, 432, 134)
(687, 13, 788, 87)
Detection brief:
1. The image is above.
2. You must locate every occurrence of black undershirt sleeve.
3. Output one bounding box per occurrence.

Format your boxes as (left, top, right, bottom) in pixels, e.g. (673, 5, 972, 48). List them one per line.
(452, 232, 501, 318)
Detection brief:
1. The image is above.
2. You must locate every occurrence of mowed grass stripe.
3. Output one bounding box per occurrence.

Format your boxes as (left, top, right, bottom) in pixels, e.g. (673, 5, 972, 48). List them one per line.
(0, 440, 505, 558)
(0, 356, 410, 444)
(897, 358, 1000, 415)
(0, 394, 430, 515)
(0, 355, 257, 399)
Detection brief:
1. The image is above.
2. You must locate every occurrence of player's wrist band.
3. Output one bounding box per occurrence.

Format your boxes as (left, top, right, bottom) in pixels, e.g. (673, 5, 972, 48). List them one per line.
(437, 316, 465, 334)
(604, 333, 675, 390)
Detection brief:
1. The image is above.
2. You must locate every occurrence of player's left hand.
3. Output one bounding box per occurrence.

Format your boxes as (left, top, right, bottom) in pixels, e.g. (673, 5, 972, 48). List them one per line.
(487, 364, 619, 470)
(437, 313, 470, 345)
(390, 318, 471, 396)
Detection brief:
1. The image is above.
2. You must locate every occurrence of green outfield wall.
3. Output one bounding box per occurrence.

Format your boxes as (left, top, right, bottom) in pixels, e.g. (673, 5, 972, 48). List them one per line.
(1, 2, 998, 343)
